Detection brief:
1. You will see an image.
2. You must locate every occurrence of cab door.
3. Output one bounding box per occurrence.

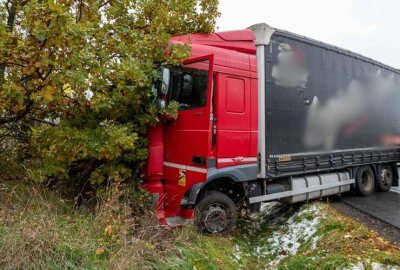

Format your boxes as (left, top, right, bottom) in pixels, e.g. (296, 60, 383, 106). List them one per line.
(163, 55, 214, 216)
(216, 73, 252, 167)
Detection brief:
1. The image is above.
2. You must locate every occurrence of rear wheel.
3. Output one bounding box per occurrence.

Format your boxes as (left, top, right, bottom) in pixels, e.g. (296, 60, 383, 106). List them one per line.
(355, 166, 375, 196)
(195, 191, 237, 234)
(377, 165, 393, 192)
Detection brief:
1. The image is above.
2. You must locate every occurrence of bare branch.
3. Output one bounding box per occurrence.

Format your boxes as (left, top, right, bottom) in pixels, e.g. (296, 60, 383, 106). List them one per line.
(28, 117, 58, 126)
(99, 0, 110, 9)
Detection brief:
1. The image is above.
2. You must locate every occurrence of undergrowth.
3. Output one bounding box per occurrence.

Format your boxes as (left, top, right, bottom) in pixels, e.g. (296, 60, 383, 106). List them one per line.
(0, 180, 169, 269)
(0, 181, 236, 270)
(0, 181, 399, 270)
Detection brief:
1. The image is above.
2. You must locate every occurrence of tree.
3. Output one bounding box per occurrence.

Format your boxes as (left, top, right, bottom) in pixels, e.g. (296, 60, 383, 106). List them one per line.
(0, 0, 219, 187)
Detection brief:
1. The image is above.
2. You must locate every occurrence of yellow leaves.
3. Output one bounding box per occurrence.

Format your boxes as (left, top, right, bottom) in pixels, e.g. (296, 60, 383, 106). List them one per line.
(48, 1, 65, 16)
(22, 66, 35, 76)
(144, 242, 155, 250)
(100, 148, 111, 160)
(7, 82, 24, 94)
(0, 0, 220, 192)
(104, 225, 113, 237)
(62, 83, 73, 98)
(17, 39, 24, 47)
(32, 83, 73, 103)
(89, 170, 105, 186)
(95, 247, 106, 256)
(40, 85, 56, 103)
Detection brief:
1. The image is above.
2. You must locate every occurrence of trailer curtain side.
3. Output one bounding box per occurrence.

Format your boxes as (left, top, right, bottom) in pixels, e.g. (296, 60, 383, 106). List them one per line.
(263, 31, 400, 178)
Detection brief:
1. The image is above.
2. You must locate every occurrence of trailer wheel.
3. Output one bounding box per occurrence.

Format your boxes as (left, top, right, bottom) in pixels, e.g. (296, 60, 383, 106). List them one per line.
(195, 191, 237, 234)
(377, 165, 393, 192)
(355, 166, 375, 196)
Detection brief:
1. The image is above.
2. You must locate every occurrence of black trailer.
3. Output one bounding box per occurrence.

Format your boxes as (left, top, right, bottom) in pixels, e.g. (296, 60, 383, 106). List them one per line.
(249, 23, 400, 204)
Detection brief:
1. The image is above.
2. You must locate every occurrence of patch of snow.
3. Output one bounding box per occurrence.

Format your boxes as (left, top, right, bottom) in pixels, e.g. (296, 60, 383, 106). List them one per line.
(259, 201, 290, 226)
(260, 201, 283, 214)
(233, 244, 241, 261)
(233, 203, 325, 269)
(311, 235, 321, 250)
(372, 262, 400, 270)
(265, 204, 322, 268)
(350, 262, 365, 270)
(344, 233, 352, 239)
(349, 262, 399, 270)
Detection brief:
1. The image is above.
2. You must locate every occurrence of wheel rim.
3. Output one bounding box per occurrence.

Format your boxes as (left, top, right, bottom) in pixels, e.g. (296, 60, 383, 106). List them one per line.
(201, 203, 228, 234)
(380, 167, 393, 187)
(361, 170, 373, 191)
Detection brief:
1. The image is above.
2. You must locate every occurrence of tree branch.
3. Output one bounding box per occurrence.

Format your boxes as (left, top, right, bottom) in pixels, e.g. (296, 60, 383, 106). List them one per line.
(1, 0, 32, 83)
(28, 117, 58, 126)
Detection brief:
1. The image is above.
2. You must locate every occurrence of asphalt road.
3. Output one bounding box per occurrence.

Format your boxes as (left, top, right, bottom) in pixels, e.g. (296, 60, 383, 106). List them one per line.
(340, 188, 400, 229)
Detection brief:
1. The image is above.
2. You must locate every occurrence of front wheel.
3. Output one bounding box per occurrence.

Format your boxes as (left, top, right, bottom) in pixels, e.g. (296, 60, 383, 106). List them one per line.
(195, 191, 237, 234)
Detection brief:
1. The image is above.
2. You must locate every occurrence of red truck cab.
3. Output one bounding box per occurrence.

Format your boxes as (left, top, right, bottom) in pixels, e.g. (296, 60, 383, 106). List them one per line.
(143, 29, 258, 230)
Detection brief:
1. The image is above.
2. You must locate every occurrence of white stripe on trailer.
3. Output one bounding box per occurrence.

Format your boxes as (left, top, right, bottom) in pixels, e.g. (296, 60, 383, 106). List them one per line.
(163, 162, 207, 174)
(218, 157, 257, 163)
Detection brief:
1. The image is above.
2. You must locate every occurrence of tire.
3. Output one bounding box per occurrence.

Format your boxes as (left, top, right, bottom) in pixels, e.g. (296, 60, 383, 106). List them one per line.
(195, 191, 237, 234)
(377, 165, 393, 192)
(355, 166, 375, 196)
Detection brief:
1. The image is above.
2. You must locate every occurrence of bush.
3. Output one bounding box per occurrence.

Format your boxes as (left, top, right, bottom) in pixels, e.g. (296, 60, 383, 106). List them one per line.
(0, 0, 220, 191)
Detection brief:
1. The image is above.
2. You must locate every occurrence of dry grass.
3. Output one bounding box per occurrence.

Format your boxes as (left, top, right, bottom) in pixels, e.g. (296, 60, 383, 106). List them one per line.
(4, 181, 396, 270)
(0, 181, 184, 270)
(93, 182, 179, 270)
(0, 182, 97, 269)
(278, 202, 400, 269)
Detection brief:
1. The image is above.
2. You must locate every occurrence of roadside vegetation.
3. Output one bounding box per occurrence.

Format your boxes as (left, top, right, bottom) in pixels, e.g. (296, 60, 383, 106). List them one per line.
(0, 0, 219, 197)
(1, 180, 399, 270)
(1, 1, 399, 269)
(0, 1, 221, 267)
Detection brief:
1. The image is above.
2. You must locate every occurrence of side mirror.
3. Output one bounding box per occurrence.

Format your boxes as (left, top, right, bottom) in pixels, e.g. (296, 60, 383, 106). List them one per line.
(156, 99, 166, 110)
(157, 67, 175, 123)
(161, 67, 170, 95)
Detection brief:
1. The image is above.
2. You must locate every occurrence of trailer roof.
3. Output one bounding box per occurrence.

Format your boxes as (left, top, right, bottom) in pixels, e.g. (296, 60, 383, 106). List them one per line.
(250, 23, 400, 74)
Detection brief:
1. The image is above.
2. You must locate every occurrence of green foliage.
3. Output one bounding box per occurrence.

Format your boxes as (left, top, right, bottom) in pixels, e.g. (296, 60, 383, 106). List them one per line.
(0, 0, 220, 186)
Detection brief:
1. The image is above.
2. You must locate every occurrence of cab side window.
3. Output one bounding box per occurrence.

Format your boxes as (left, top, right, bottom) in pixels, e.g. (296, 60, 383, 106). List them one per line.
(169, 68, 208, 110)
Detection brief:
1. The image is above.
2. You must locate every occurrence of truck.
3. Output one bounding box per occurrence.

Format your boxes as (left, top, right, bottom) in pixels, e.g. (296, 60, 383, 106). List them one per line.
(143, 23, 400, 234)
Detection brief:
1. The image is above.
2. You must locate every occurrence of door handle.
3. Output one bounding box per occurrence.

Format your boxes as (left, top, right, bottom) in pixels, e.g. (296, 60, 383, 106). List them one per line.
(192, 156, 206, 165)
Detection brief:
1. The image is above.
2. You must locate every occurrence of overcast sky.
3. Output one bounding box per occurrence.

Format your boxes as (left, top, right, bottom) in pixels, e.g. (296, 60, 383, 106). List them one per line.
(217, 0, 400, 69)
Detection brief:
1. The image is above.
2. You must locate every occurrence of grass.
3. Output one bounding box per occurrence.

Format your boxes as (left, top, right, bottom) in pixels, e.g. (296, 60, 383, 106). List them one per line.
(0, 181, 399, 270)
(0, 181, 237, 270)
(279, 203, 400, 270)
(0, 181, 105, 269)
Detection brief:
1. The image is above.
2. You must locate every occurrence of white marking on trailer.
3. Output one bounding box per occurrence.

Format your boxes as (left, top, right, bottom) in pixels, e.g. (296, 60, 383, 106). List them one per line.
(163, 162, 207, 174)
(218, 157, 257, 163)
(270, 146, 400, 158)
